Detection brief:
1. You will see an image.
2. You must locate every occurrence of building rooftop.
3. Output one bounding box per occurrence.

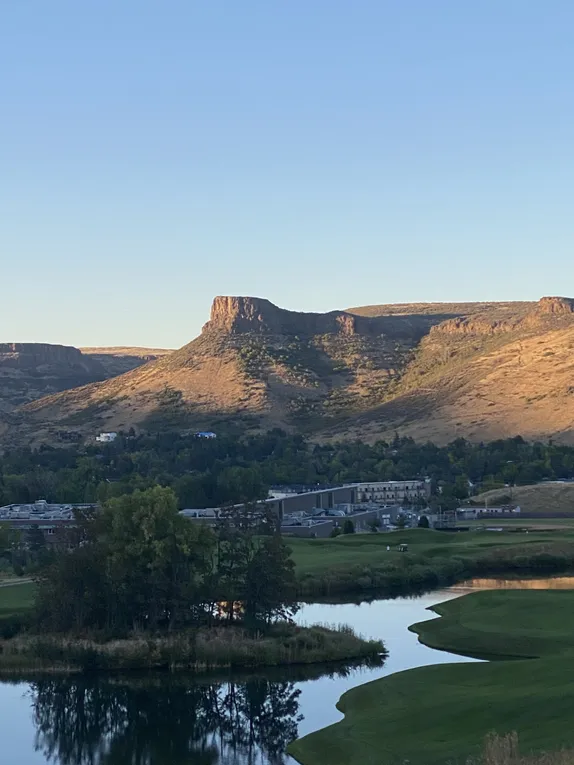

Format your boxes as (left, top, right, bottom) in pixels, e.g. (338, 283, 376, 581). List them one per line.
(0, 500, 95, 522)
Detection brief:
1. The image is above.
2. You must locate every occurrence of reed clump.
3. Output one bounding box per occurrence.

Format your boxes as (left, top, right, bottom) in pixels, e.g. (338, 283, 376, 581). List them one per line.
(0, 622, 385, 673)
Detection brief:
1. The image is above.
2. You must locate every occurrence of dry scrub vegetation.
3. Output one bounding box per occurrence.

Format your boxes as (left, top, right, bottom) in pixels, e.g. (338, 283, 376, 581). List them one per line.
(466, 733, 574, 765)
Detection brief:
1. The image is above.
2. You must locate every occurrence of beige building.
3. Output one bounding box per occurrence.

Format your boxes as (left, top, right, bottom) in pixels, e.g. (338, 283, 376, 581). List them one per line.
(354, 480, 431, 505)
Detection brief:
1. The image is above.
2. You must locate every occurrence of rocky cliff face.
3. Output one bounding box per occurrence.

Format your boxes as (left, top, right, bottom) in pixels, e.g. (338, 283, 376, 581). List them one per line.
(203, 295, 443, 341)
(203, 296, 362, 336)
(536, 296, 574, 315)
(0, 343, 104, 372)
(0, 343, 107, 412)
(424, 297, 574, 337)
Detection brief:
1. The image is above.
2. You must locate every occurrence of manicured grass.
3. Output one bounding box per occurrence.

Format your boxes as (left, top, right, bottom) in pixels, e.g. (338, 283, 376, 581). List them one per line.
(411, 590, 574, 659)
(0, 581, 36, 622)
(288, 590, 574, 765)
(289, 656, 574, 765)
(289, 529, 574, 576)
(288, 528, 574, 596)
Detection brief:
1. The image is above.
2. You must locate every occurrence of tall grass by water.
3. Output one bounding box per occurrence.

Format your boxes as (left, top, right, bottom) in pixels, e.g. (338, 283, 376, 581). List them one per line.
(0, 622, 385, 673)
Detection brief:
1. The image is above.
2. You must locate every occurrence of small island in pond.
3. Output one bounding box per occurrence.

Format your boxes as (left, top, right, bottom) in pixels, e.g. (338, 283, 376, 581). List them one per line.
(0, 487, 384, 672)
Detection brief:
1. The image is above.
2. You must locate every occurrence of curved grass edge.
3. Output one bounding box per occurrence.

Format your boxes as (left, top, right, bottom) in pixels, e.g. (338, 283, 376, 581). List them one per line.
(288, 590, 574, 765)
(408, 599, 540, 662)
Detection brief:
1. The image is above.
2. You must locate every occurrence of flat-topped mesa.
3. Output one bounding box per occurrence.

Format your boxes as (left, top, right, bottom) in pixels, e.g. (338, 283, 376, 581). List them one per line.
(0, 343, 104, 374)
(536, 296, 574, 315)
(203, 296, 360, 336)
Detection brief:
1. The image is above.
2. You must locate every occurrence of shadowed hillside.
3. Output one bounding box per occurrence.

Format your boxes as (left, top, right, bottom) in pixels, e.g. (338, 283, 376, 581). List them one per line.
(6, 295, 574, 447)
(0, 343, 107, 413)
(81, 347, 173, 376)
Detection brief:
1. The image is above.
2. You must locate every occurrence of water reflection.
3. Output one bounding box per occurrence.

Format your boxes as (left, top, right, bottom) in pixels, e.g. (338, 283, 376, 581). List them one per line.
(457, 576, 574, 590)
(15, 659, 384, 765)
(5, 577, 574, 764)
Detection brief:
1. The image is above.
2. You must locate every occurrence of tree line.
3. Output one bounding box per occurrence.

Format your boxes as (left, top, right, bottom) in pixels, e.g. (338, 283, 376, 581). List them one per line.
(35, 487, 297, 635)
(2, 430, 574, 510)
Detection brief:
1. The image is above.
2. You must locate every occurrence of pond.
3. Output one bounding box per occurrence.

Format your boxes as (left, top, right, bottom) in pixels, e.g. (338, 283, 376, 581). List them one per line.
(2, 576, 574, 765)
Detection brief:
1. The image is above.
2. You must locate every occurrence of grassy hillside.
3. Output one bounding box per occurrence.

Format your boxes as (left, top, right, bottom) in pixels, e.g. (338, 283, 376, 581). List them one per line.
(289, 589, 574, 765)
(9, 295, 574, 447)
(347, 300, 533, 318)
(81, 347, 173, 377)
(471, 483, 574, 515)
(0, 343, 107, 414)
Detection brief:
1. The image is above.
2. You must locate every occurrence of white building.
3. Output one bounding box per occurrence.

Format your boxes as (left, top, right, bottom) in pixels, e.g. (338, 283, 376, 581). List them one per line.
(96, 432, 118, 443)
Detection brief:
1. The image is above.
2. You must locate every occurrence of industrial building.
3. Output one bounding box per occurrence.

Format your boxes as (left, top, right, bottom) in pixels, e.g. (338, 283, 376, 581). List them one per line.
(0, 499, 93, 537)
(180, 480, 429, 537)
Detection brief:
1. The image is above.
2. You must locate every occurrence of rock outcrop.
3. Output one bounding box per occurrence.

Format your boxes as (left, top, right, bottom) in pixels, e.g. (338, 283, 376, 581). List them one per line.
(536, 296, 574, 315)
(0, 343, 107, 412)
(203, 296, 444, 341)
(203, 296, 362, 336)
(0, 343, 104, 373)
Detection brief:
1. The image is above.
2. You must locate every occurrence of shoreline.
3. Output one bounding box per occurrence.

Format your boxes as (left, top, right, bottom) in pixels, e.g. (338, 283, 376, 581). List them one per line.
(288, 587, 574, 765)
(0, 622, 386, 674)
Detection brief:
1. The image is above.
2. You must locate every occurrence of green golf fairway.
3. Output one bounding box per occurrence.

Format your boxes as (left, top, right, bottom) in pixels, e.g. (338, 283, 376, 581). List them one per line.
(288, 590, 574, 765)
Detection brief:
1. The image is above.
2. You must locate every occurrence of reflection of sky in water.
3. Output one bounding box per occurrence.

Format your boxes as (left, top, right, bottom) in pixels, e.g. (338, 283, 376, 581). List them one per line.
(2, 577, 574, 765)
(0, 683, 45, 764)
(291, 589, 480, 741)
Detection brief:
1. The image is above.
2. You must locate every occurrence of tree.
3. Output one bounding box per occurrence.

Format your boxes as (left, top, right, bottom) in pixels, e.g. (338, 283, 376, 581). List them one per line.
(395, 514, 407, 529)
(37, 488, 216, 633)
(453, 475, 470, 500)
(418, 515, 430, 529)
(26, 525, 47, 563)
(216, 501, 298, 627)
(37, 488, 302, 636)
(342, 519, 355, 535)
(244, 534, 298, 626)
(101, 487, 216, 630)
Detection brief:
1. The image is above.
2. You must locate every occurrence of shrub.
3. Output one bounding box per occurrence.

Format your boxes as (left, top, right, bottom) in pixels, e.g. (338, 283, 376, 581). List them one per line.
(343, 520, 355, 535)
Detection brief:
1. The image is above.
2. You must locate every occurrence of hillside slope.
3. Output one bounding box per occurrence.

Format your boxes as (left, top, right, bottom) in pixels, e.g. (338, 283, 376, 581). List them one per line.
(7, 295, 574, 447)
(472, 483, 574, 515)
(0, 343, 107, 413)
(81, 347, 173, 377)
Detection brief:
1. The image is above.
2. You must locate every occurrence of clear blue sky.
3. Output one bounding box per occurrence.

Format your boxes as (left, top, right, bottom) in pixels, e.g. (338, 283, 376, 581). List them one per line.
(3, 1, 574, 348)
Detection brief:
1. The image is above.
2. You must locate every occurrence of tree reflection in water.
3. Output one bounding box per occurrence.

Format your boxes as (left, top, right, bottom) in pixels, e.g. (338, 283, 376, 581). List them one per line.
(24, 658, 384, 765)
